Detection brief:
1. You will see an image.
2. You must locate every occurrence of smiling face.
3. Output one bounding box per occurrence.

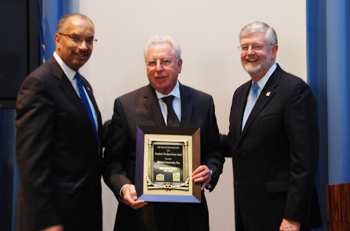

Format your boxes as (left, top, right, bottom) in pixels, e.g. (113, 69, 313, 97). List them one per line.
(146, 42, 182, 95)
(240, 31, 278, 82)
(55, 15, 94, 71)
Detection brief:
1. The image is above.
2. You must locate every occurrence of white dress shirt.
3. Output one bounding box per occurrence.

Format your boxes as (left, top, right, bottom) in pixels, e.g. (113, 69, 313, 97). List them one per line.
(242, 63, 277, 131)
(155, 81, 181, 124)
(53, 52, 98, 131)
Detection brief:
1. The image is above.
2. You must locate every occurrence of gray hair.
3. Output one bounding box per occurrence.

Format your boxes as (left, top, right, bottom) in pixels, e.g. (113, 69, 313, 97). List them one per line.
(239, 21, 278, 46)
(144, 35, 181, 61)
(57, 13, 94, 33)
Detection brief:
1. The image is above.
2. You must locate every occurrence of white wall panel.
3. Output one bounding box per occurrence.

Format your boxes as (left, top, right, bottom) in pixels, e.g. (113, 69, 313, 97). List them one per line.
(74, 1, 306, 230)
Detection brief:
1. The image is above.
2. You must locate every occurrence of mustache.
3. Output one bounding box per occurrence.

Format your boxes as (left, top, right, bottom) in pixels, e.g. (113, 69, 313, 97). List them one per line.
(74, 50, 89, 56)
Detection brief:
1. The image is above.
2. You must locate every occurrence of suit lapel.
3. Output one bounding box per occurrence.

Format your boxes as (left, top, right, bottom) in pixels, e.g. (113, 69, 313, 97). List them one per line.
(239, 66, 281, 141)
(179, 84, 193, 127)
(144, 85, 166, 126)
(81, 77, 102, 138)
(49, 57, 97, 142)
(81, 78, 102, 123)
(234, 82, 251, 139)
(143, 84, 193, 127)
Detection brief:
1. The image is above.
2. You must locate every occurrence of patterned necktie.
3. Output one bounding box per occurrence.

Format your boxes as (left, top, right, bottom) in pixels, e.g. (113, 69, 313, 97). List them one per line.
(161, 95, 180, 126)
(75, 72, 97, 138)
(242, 82, 260, 130)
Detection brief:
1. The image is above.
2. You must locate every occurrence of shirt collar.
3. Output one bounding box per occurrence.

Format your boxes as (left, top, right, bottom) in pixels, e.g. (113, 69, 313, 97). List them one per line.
(53, 52, 77, 81)
(155, 81, 181, 99)
(254, 63, 277, 89)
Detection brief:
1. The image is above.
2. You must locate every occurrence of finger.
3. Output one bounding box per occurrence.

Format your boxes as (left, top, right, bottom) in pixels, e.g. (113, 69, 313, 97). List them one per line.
(129, 199, 148, 210)
(125, 196, 146, 209)
(128, 185, 138, 200)
(193, 167, 210, 181)
(192, 165, 209, 178)
(192, 165, 205, 175)
(124, 193, 136, 207)
(194, 170, 211, 185)
(123, 184, 140, 207)
(201, 177, 211, 190)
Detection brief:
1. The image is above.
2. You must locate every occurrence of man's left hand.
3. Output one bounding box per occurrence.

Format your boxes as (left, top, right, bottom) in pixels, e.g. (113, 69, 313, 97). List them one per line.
(279, 218, 300, 231)
(192, 165, 211, 190)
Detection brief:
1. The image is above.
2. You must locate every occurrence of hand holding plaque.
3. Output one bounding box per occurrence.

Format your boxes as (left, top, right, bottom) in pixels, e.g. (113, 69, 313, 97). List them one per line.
(122, 184, 148, 209)
(192, 165, 211, 191)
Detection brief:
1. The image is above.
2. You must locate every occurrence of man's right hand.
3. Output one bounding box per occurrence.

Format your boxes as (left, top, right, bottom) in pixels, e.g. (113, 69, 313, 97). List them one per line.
(42, 225, 64, 231)
(122, 184, 148, 209)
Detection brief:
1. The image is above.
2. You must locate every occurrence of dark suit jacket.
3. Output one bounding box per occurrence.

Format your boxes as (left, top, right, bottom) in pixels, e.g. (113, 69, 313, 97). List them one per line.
(223, 64, 322, 230)
(15, 56, 103, 231)
(103, 83, 224, 231)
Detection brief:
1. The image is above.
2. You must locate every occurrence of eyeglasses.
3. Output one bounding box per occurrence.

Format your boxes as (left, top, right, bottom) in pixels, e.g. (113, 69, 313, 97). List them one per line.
(146, 59, 174, 68)
(59, 33, 97, 46)
(238, 43, 273, 52)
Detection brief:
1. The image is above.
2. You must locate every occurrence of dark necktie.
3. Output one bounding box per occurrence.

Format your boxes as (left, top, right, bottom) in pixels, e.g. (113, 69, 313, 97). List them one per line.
(161, 95, 180, 126)
(75, 72, 97, 138)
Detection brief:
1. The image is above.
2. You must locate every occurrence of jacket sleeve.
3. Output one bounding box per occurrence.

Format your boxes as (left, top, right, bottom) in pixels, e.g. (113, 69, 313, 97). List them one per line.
(283, 81, 319, 223)
(16, 75, 60, 229)
(102, 98, 133, 202)
(202, 96, 225, 191)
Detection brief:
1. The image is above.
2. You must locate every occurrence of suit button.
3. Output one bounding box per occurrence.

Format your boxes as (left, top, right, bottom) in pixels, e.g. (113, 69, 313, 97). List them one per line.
(234, 182, 238, 187)
(237, 159, 241, 164)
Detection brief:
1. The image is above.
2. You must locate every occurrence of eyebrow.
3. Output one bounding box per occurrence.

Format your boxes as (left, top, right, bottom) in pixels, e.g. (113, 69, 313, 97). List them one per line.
(70, 33, 94, 38)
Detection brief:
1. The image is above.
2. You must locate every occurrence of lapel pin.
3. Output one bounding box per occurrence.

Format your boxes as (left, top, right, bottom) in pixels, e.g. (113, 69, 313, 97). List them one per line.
(87, 87, 91, 91)
(266, 92, 271, 96)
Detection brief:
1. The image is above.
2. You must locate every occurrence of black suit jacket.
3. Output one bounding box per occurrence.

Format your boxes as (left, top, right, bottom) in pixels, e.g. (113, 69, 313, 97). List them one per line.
(103, 83, 224, 231)
(223, 64, 322, 230)
(15, 56, 102, 231)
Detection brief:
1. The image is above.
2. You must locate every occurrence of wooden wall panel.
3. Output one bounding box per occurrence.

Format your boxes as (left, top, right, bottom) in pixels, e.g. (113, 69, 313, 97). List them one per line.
(326, 183, 350, 231)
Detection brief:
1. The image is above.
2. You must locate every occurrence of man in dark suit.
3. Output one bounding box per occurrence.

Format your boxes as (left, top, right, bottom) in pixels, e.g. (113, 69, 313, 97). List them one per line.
(222, 22, 322, 231)
(103, 35, 224, 231)
(15, 14, 102, 231)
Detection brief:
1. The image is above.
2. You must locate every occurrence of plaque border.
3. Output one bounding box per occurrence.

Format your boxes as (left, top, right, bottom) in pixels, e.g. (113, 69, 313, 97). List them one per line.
(148, 139, 189, 189)
(136, 125, 201, 203)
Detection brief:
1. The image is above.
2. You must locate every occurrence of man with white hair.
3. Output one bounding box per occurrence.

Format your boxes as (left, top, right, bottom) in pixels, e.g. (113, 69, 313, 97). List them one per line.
(222, 21, 322, 231)
(103, 35, 224, 231)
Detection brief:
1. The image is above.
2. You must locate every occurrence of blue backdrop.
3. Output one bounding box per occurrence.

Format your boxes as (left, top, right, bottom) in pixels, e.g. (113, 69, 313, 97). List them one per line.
(39, 0, 74, 63)
(307, 0, 350, 230)
(0, 110, 16, 231)
(0, 1, 73, 230)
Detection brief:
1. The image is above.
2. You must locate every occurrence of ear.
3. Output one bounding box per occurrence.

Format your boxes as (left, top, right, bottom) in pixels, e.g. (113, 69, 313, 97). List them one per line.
(271, 44, 278, 58)
(54, 33, 61, 51)
(177, 59, 183, 73)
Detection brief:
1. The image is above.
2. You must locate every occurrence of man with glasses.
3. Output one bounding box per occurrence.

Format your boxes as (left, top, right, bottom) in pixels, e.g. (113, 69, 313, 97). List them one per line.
(222, 21, 322, 231)
(103, 35, 224, 231)
(16, 13, 102, 231)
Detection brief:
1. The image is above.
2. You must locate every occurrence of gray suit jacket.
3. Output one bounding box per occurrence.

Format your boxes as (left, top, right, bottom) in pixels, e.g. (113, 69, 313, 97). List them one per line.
(103, 83, 224, 231)
(15, 56, 102, 231)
